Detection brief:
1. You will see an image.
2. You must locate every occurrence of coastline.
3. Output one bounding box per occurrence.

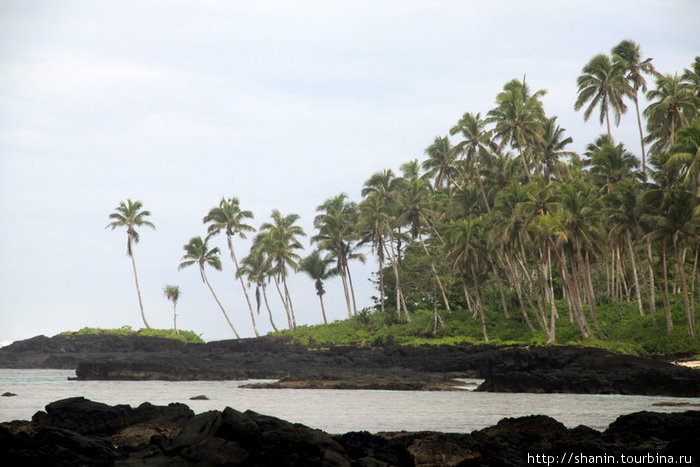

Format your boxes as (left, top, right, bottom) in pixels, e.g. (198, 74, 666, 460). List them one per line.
(1, 397, 698, 466)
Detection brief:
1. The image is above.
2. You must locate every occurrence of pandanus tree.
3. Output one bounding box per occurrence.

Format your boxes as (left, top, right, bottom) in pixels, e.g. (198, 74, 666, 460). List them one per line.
(163, 285, 181, 335)
(575, 54, 630, 142)
(179, 236, 240, 339)
(299, 250, 337, 324)
(203, 197, 258, 336)
(106, 199, 155, 329)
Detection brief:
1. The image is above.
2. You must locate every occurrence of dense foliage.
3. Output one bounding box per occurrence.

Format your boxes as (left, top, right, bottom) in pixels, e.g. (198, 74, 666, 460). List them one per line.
(62, 326, 205, 344)
(109, 41, 700, 346)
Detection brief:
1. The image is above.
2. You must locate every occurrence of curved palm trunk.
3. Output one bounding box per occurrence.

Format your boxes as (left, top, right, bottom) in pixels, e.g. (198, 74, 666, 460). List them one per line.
(128, 237, 150, 329)
(261, 283, 279, 332)
(273, 275, 293, 329)
(470, 263, 488, 343)
(227, 235, 258, 337)
(339, 264, 353, 318)
(386, 233, 410, 322)
(200, 267, 240, 339)
(282, 274, 297, 330)
(675, 245, 694, 338)
(347, 264, 358, 315)
(317, 289, 328, 325)
(633, 96, 647, 175)
(626, 232, 644, 316)
(377, 248, 386, 314)
(418, 232, 450, 311)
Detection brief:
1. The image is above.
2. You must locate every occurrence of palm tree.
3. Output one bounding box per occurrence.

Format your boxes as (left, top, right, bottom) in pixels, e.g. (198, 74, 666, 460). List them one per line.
(683, 56, 700, 97)
(644, 73, 699, 154)
(106, 199, 155, 329)
(422, 135, 459, 190)
(667, 119, 700, 191)
(258, 210, 306, 330)
(163, 285, 181, 335)
(312, 194, 359, 317)
(584, 137, 642, 193)
(299, 250, 337, 324)
(238, 248, 278, 332)
(178, 236, 240, 338)
(531, 116, 575, 183)
(575, 54, 630, 142)
(612, 40, 658, 174)
(203, 197, 258, 336)
(488, 78, 547, 181)
(450, 112, 496, 211)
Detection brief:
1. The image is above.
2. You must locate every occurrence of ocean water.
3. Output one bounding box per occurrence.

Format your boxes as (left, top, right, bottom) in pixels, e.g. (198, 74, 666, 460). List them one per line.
(1, 369, 698, 434)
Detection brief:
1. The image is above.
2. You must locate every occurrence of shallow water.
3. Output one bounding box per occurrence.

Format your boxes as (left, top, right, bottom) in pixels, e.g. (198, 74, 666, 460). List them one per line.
(1, 369, 698, 433)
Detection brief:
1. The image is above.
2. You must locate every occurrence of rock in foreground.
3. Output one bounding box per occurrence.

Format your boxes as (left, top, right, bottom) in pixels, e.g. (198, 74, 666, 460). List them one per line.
(1, 397, 698, 466)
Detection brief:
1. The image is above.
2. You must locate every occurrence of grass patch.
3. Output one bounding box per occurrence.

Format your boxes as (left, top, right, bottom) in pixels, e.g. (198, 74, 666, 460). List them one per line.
(61, 326, 204, 344)
(273, 296, 700, 358)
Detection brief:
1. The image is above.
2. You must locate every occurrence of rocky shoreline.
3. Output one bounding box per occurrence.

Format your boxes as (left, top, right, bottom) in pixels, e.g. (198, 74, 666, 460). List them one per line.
(1, 397, 698, 466)
(1, 334, 700, 396)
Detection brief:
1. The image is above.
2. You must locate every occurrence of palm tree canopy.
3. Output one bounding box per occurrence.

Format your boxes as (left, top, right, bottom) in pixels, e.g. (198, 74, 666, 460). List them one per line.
(203, 197, 255, 239)
(105, 199, 155, 255)
(299, 250, 338, 296)
(575, 53, 630, 129)
(258, 210, 306, 275)
(178, 236, 222, 276)
(667, 119, 700, 188)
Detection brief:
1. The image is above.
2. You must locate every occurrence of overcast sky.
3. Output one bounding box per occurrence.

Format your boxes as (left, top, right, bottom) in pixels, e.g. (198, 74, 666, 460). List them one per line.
(1, 1, 698, 345)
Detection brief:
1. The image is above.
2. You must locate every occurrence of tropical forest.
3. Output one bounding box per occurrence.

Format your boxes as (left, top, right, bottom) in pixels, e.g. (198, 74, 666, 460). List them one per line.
(106, 41, 700, 357)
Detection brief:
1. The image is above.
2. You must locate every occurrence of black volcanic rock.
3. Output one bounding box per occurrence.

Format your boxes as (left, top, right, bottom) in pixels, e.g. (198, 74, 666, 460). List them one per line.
(2, 398, 698, 466)
(1, 334, 699, 396)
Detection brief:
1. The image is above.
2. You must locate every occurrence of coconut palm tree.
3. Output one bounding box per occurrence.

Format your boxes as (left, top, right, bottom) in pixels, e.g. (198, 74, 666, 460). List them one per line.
(488, 78, 547, 181)
(312, 194, 359, 317)
(644, 73, 699, 154)
(575, 54, 630, 142)
(584, 137, 643, 193)
(667, 119, 700, 191)
(422, 135, 459, 190)
(531, 116, 575, 183)
(299, 250, 337, 324)
(178, 236, 240, 338)
(106, 199, 155, 329)
(612, 40, 658, 174)
(258, 210, 306, 330)
(449, 112, 496, 211)
(163, 285, 181, 335)
(203, 197, 258, 336)
(238, 248, 278, 332)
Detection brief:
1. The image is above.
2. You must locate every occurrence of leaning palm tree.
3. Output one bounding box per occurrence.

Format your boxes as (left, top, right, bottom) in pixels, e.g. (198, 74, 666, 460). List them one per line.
(299, 250, 337, 324)
(575, 54, 630, 142)
(163, 285, 181, 335)
(203, 197, 258, 336)
(258, 210, 306, 330)
(106, 199, 155, 329)
(238, 247, 279, 332)
(178, 236, 240, 338)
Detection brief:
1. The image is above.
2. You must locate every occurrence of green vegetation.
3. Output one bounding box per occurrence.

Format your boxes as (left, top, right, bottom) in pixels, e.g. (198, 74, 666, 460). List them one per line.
(277, 297, 700, 358)
(62, 326, 204, 344)
(107, 41, 700, 348)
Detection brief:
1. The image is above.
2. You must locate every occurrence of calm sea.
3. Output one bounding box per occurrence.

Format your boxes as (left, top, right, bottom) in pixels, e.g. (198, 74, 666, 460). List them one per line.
(1, 369, 698, 434)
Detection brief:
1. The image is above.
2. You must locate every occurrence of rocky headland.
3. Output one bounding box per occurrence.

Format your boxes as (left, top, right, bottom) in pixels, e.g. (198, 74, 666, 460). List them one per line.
(1, 333, 700, 396)
(1, 397, 698, 466)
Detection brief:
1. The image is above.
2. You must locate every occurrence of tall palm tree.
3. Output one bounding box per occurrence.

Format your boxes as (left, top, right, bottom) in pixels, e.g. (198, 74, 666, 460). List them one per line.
(203, 197, 258, 336)
(488, 78, 547, 181)
(299, 250, 337, 324)
(450, 112, 496, 211)
(575, 54, 630, 142)
(531, 116, 575, 183)
(612, 40, 658, 174)
(163, 285, 181, 335)
(106, 199, 155, 329)
(238, 248, 278, 332)
(258, 210, 306, 330)
(667, 119, 700, 191)
(312, 194, 359, 317)
(644, 73, 699, 154)
(422, 135, 459, 190)
(178, 236, 240, 338)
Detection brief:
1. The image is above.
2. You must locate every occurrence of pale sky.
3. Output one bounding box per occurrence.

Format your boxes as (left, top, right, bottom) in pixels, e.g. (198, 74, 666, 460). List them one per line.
(1, 0, 698, 344)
